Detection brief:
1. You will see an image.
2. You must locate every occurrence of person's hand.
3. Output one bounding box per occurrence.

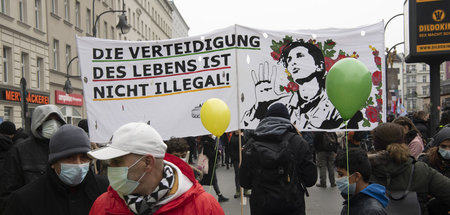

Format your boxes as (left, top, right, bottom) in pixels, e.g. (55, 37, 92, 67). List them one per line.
(251, 61, 279, 108)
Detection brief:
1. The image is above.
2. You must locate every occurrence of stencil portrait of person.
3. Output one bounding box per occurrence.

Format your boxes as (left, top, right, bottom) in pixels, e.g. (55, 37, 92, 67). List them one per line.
(242, 39, 362, 129)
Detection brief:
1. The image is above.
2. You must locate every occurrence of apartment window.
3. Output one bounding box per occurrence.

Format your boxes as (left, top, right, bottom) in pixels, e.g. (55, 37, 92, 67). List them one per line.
(36, 57, 43, 89)
(86, 9, 91, 34)
(411, 65, 416, 71)
(4, 107, 12, 121)
(1, 0, 8, 14)
(66, 45, 71, 74)
(141, 20, 143, 34)
(53, 39, 59, 70)
(422, 64, 427, 71)
(441, 63, 444, 71)
(35, 0, 41, 29)
(133, 12, 135, 28)
(75, 1, 80, 27)
(52, 0, 57, 14)
(21, 52, 29, 79)
(104, 21, 107, 38)
(19, 0, 26, 22)
(64, 0, 69, 21)
(422, 75, 426, 83)
(422, 86, 428, 96)
(2, 46, 11, 83)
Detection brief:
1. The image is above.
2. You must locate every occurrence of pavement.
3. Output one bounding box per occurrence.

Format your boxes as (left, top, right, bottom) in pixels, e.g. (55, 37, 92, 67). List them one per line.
(201, 164, 343, 215)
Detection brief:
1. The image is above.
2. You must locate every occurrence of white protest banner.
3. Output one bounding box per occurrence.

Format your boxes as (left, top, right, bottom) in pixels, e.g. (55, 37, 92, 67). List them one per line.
(237, 22, 385, 130)
(77, 22, 385, 143)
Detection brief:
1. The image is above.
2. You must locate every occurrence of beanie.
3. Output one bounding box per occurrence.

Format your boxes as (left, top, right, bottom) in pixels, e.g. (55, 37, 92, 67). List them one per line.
(265, 103, 290, 120)
(78, 119, 89, 134)
(49, 124, 91, 164)
(0, 121, 16, 135)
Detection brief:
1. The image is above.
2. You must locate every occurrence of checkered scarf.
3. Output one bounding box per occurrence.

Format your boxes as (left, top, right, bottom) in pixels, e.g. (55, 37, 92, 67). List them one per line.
(124, 164, 175, 215)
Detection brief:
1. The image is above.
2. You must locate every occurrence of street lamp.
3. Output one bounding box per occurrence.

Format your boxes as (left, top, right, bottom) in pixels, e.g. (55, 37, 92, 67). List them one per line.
(64, 0, 130, 94)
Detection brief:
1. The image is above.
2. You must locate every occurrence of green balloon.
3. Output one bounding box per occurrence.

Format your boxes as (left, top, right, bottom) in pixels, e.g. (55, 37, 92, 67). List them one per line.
(326, 58, 372, 121)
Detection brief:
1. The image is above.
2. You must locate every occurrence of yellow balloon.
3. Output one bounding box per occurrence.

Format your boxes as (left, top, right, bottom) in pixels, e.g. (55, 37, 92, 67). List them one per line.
(200, 98, 231, 137)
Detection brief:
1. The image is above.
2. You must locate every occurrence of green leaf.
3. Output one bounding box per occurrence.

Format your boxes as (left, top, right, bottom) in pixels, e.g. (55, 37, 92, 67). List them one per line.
(377, 65, 382, 70)
(363, 119, 371, 127)
(375, 94, 381, 99)
(279, 85, 284, 92)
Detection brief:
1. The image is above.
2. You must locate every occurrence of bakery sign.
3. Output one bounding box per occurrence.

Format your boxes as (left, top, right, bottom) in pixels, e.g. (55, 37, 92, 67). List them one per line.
(0, 88, 49, 104)
(55, 90, 83, 106)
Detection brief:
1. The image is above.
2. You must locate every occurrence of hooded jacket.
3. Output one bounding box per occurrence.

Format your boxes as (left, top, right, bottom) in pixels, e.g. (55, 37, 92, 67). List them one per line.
(240, 116, 317, 215)
(0, 105, 65, 211)
(340, 184, 388, 215)
(4, 166, 108, 215)
(369, 150, 450, 213)
(0, 134, 12, 171)
(89, 153, 224, 215)
(419, 127, 450, 178)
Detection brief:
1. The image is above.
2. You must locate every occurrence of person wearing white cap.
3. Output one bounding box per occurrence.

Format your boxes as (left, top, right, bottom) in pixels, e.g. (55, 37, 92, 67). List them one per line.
(88, 122, 224, 215)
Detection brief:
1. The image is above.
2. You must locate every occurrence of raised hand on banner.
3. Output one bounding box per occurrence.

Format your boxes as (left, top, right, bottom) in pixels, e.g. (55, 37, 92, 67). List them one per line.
(241, 62, 287, 125)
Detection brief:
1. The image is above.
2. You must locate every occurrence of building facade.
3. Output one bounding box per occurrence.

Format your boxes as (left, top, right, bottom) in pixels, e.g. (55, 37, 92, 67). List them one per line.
(169, 0, 188, 38)
(0, 0, 50, 128)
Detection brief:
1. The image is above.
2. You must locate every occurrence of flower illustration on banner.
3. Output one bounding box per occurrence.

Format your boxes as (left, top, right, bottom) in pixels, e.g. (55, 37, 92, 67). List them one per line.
(372, 70, 382, 86)
(365, 106, 379, 123)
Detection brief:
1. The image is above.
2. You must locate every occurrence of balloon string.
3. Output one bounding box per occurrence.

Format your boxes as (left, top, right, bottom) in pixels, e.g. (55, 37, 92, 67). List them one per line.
(345, 122, 350, 215)
(208, 137, 220, 193)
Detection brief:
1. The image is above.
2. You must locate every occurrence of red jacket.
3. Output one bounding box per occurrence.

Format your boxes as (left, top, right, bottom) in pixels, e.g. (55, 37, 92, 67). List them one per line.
(89, 153, 224, 215)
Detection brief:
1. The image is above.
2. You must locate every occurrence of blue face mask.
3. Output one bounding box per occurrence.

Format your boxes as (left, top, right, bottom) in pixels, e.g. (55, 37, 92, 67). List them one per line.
(107, 156, 146, 196)
(58, 163, 90, 186)
(439, 148, 450, 160)
(336, 175, 356, 195)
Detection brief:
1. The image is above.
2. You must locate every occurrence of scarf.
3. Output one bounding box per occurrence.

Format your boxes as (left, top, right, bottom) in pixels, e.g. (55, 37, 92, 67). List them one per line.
(124, 164, 175, 215)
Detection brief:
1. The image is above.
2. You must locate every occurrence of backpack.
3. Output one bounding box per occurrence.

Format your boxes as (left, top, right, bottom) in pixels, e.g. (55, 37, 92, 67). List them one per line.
(385, 161, 421, 215)
(319, 132, 338, 152)
(243, 132, 305, 213)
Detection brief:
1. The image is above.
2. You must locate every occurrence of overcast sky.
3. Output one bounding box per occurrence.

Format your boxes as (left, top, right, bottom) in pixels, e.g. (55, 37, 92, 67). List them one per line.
(175, 0, 406, 53)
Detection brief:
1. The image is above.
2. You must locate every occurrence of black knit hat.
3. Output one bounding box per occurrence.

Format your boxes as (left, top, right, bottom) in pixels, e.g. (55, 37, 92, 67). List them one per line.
(49, 124, 91, 164)
(78, 119, 89, 134)
(0, 121, 16, 135)
(265, 103, 290, 120)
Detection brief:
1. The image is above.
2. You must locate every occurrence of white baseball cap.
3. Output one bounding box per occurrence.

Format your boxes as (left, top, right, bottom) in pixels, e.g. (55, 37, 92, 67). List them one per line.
(88, 122, 167, 160)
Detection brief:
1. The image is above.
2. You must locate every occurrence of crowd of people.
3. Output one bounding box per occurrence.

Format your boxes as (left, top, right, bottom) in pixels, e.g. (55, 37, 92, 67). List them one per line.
(0, 103, 449, 214)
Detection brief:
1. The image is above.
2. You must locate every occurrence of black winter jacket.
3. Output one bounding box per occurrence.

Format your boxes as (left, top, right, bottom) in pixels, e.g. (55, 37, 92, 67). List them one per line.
(413, 118, 430, 140)
(4, 166, 108, 215)
(0, 136, 49, 211)
(341, 193, 387, 215)
(0, 134, 12, 172)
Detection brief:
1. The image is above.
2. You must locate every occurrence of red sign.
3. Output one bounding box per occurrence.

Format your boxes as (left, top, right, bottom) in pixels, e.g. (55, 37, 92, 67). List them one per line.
(55, 90, 83, 106)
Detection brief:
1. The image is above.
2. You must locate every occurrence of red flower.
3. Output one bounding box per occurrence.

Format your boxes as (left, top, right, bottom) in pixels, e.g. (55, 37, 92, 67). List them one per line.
(374, 56, 382, 66)
(378, 89, 382, 96)
(376, 98, 383, 105)
(325, 57, 335, 72)
(288, 82, 299, 92)
(271, 51, 280, 61)
(365, 106, 378, 123)
(372, 71, 382, 85)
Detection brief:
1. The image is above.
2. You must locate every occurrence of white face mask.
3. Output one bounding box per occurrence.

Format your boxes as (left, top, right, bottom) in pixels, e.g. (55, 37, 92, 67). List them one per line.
(58, 163, 90, 186)
(439, 148, 450, 160)
(41, 119, 62, 139)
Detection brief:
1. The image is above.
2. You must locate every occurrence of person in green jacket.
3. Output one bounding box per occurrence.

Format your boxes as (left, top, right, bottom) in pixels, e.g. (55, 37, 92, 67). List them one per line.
(369, 123, 450, 215)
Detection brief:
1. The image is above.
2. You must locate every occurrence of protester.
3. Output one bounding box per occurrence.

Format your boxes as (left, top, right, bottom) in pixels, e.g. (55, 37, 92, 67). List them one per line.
(335, 147, 388, 215)
(198, 135, 229, 202)
(240, 103, 317, 215)
(0, 121, 15, 171)
(166, 137, 203, 181)
(0, 104, 66, 212)
(413, 111, 430, 140)
(185, 136, 197, 164)
(228, 130, 250, 198)
(393, 116, 424, 159)
(370, 123, 450, 214)
(4, 125, 109, 214)
(11, 127, 28, 143)
(418, 127, 450, 214)
(88, 122, 224, 215)
(314, 131, 338, 188)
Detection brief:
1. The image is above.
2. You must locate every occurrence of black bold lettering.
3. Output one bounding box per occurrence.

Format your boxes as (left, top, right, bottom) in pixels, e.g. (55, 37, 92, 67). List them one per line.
(129, 47, 140, 59)
(93, 48, 104, 59)
(93, 67, 103, 79)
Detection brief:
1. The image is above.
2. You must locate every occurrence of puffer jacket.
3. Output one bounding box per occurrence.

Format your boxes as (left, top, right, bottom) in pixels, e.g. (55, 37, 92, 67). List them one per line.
(0, 105, 65, 212)
(369, 151, 450, 213)
(89, 153, 224, 215)
(341, 184, 388, 215)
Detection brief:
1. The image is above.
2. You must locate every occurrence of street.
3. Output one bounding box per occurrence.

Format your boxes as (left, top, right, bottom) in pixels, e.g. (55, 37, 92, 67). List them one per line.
(202, 165, 343, 215)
